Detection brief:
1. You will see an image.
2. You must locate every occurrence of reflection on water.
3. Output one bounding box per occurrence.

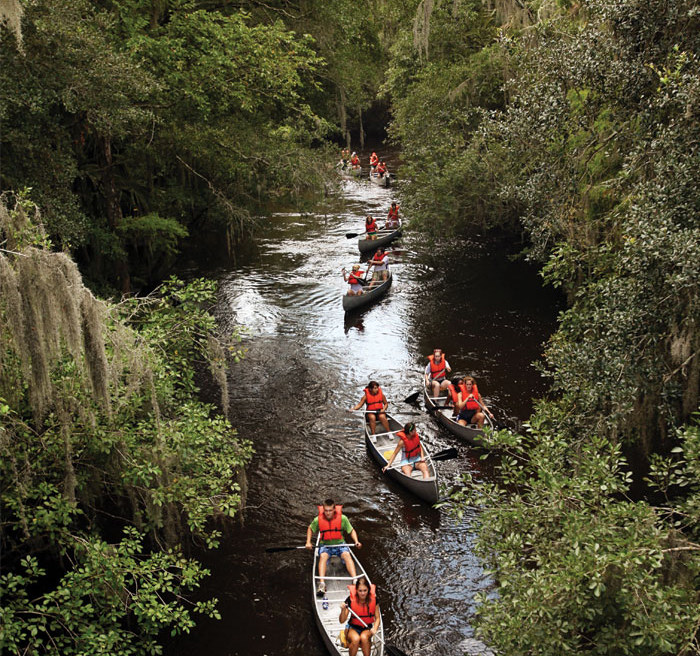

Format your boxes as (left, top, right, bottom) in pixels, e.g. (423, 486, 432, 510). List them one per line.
(166, 164, 562, 656)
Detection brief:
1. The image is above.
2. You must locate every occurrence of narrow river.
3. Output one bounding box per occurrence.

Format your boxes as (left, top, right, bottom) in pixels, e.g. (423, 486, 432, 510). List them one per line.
(167, 164, 562, 655)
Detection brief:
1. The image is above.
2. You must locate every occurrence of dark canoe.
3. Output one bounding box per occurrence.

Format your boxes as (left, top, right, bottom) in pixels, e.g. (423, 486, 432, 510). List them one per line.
(342, 271, 392, 312)
(369, 171, 391, 187)
(363, 412, 439, 504)
(357, 226, 401, 254)
(423, 379, 493, 446)
(312, 536, 384, 656)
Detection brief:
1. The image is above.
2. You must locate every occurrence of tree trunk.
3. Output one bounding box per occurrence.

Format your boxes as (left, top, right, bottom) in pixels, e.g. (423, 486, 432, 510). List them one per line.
(100, 135, 131, 294)
(359, 109, 365, 150)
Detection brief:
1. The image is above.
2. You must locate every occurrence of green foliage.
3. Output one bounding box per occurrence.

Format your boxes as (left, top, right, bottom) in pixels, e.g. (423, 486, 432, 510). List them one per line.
(0, 0, 333, 290)
(0, 199, 252, 654)
(447, 422, 700, 655)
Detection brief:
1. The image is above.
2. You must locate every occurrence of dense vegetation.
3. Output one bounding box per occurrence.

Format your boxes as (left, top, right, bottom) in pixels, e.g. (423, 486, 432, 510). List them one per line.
(382, 0, 700, 653)
(0, 194, 252, 654)
(4, 0, 700, 654)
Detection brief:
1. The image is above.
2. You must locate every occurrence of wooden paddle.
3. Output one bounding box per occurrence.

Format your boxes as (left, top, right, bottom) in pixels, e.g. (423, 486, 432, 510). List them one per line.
(343, 605, 410, 656)
(266, 543, 356, 553)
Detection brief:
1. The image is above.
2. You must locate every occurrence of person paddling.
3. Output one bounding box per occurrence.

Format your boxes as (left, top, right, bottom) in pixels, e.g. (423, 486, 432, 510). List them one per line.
(342, 264, 366, 296)
(364, 215, 378, 240)
(384, 202, 400, 229)
(349, 381, 391, 435)
(425, 348, 451, 397)
(306, 499, 362, 597)
(456, 376, 494, 428)
(382, 422, 430, 479)
(367, 248, 389, 288)
(339, 576, 381, 656)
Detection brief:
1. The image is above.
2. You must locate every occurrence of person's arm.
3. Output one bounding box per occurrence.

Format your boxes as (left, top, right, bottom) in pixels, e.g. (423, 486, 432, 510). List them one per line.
(445, 360, 452, 374)
(343, 516, 361, 548)
(349, 527, 361, 549)
(350, 393, 367, 411)
(424, 364, 431, 386)
(370, 604, 381, 635)
(306, 519, 317, 548)
(382, 441, 402, 472)
(381, 392, 389, 411)
(339, 597, 350, 623)
(477, 392, 494, 418)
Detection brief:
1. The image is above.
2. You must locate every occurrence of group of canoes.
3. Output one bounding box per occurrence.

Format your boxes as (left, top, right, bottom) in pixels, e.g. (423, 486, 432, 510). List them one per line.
(338, 149, 392, 187)
(342, 203, 402, 312)
(297, 171, 497, 656)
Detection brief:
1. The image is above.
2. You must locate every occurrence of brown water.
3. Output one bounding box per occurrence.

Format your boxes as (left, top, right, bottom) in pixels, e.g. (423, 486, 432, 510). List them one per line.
(166, 165, 563, 655)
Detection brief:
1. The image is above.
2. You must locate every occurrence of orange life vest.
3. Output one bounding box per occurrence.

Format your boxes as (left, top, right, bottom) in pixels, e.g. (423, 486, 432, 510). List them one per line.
(347, 584, 377, 629)
(317, 504, 343, 541)
(387, 206, 399, 221)
(365, 217, 378, 233)
(397, 430, 421, 459)
(364, 387, 384, 411)
(351, 155, 360, 166)
(377, 163, 387, 174)
(371, 251, 386, 265)
(427, 354, 447, 380)
(447, 383, 468, 405)
(370, 153, 378, 166)
(348, 271, 364, 285)
(463, 385, 481, 410)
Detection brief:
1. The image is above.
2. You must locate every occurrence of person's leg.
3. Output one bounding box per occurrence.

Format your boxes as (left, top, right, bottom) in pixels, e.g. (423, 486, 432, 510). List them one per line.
(347, 629, 361, 656)
(359, 630, 372, 656)
(379, 412, 391, 433)
(341, 551, 357, 579)
(475, 410, 485, 428)
(368, 413, 377, 434)
(318, 552, 329, 581)
(431, 379, 440, 397)
(416, 461, 430, 478)
(401, 464, 412, 476)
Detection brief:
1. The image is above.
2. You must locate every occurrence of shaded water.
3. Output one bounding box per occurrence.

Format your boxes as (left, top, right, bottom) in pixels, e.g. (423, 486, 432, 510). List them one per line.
(167, 166, 563, 655)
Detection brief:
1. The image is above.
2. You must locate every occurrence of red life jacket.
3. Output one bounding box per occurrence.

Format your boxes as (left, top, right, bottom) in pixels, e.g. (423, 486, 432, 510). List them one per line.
(447, 383, 468, 405)
(377, 163, 387, 174)
(351, 155, 360, 166)
(463, 385, 481, 410)
(348, 271, 364, 285)
(347, 584, 377, 628)
(364, 387, 384, 411)
(370, 153, 378, 166)
(397, 430, 421, 459)
(365, 218, 378, 233)
(371, 251, 385, 266)
(427, 354, 447, 380)
(317, 504, 343, 541)
(387, 206, 399, 221)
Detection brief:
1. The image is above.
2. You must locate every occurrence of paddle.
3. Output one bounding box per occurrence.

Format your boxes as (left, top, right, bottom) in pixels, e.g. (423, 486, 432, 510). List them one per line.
(403, 391, 421, 404)
(343, 605, 410, 656)
(345, 231, 366, 239)
(266, 543, 356, 553)
(430, 447, 458, 461)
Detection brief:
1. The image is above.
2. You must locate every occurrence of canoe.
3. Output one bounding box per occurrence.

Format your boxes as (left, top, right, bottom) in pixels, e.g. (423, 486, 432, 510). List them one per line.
(312, 536, 385, 656)
(357, 226, 401, 253)
(369, 172, 391, 187)
(423, 379, 493, 446)
(342, 271, 392, 312)
(363, 412, 439, 504)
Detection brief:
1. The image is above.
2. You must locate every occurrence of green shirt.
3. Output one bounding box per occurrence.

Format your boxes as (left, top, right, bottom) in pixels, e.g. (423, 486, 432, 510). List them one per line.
(309, 514, 354, 545)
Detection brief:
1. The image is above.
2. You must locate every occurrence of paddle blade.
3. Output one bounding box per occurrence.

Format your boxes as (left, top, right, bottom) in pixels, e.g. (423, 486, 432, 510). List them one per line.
(386, 645, 411, 656)
(345, 232, 361, 239)
(404, 391, 420, 404)
(431, 447, 459, 462)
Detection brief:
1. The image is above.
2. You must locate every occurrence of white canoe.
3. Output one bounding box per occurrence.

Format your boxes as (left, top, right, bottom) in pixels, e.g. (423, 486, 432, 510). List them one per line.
(369, 172, 391, 187)
(312, 537, 384, 656)
(423, 378, 493, 446)
(363, 412, 439, 504)
(358, 227, 401, 253)
(342, 271, 392, 312)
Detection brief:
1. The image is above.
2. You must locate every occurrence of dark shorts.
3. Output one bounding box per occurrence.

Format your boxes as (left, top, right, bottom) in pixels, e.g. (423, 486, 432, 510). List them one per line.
(367, 409, 385, 418)
(348, 623, 373, 635)
(458, 408, 477, 424)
